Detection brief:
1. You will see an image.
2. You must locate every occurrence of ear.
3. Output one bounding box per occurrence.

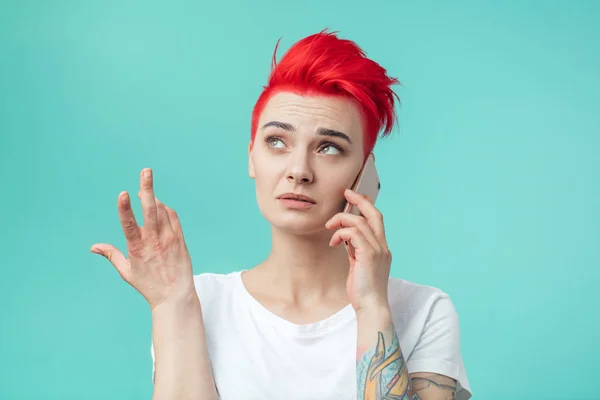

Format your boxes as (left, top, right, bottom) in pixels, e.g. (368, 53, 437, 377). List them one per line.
(248, 140, 255, 179)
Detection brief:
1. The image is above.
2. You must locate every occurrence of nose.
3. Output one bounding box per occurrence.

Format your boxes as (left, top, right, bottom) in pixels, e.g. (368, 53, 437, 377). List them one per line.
(286, 153, 314, 184)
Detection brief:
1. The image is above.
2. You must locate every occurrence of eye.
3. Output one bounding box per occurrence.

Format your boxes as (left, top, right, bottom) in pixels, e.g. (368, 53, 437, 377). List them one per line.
(319, 142, 343, 155)
(265, 135, 286, 149)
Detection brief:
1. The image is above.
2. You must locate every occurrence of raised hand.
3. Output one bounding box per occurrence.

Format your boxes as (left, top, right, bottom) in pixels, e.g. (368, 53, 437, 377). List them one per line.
(91, 168, 196, 310)
(325, 189, 392, 314)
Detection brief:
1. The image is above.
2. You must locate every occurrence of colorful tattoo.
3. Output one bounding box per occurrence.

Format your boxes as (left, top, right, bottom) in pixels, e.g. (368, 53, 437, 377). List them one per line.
(411, 376, 457, 400)
(357, 330, 420, 400)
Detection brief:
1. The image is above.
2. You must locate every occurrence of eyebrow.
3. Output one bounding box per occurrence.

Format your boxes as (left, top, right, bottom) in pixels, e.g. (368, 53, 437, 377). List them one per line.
(260, 121, 353, 144)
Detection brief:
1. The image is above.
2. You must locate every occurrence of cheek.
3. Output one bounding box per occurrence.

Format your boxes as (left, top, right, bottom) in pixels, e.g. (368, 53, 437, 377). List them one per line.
(325, 169, 359, 191)
(254, 162, 281, 192)
(319, 171, 357, 211)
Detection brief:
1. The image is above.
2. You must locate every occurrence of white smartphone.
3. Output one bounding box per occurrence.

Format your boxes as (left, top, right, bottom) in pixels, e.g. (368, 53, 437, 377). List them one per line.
(342, 153, 381, 258)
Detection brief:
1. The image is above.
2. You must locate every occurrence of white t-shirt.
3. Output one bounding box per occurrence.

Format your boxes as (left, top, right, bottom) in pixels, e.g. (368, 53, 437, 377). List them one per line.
(151, 271, 472, 400)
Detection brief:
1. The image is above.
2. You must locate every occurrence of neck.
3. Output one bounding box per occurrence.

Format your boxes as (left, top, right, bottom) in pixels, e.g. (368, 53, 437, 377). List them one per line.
(256, 226, 350, 306)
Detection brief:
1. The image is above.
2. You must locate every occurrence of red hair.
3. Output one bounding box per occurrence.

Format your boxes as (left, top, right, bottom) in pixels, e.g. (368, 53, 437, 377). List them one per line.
(250, 30, 400, 155)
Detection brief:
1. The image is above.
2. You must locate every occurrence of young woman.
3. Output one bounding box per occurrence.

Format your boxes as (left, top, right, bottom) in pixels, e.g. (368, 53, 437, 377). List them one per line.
(91, 31, 471, 400)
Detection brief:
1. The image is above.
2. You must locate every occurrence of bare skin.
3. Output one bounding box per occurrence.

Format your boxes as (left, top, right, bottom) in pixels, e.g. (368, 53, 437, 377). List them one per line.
(91, 168, 217, 400)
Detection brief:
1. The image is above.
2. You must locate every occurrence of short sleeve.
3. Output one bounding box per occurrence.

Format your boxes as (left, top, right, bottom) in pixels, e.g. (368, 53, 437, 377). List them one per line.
(406, 295, 472, 400)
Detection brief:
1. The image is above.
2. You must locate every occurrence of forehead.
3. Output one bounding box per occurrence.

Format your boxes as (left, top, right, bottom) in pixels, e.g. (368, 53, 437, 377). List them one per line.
(258, 91, 365, 140)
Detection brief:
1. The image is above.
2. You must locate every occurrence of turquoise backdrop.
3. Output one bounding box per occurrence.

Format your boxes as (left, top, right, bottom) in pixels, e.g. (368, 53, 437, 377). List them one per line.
(1, 1, 598, 399)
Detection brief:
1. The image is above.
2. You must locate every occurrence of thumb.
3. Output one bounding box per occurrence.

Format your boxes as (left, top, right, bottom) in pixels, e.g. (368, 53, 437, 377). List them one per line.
(91, 244, 130, 280)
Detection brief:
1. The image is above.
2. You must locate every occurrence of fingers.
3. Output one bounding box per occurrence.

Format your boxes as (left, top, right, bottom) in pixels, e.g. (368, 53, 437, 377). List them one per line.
(90, 243, 131, 281)
(325, 212, 380, 249)
(163, 204, 184, 238)
(343, 189, 387, 245)
(117, 191, 142, 245)
(139, 168, 159, 235)
(137, 192, 176, 237)
(155, 197, 174, 234)
(329, 227, 371, 255)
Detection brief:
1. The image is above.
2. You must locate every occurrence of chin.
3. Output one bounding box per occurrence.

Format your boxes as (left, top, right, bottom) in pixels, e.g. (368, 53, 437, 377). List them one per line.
(258, 205, 331, 236)
(274, 220, 326, 236)
(266, 212, 326, 235)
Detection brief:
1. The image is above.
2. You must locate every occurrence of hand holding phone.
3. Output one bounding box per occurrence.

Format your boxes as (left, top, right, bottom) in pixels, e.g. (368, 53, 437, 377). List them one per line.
(342, 153, 381, 257)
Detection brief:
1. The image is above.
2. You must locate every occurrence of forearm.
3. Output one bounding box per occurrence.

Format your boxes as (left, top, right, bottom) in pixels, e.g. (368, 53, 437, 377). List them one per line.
(356, 307, 415, 400)
(151, 293, 217, 400)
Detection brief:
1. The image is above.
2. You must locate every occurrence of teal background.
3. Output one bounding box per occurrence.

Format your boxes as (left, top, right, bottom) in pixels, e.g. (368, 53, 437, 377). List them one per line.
(1, 1, 599, 399)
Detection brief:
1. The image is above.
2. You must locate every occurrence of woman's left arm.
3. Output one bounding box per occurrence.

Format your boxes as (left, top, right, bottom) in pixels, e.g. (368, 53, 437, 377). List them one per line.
(326, 189, 457, 400)
(355, 308, 457, 400)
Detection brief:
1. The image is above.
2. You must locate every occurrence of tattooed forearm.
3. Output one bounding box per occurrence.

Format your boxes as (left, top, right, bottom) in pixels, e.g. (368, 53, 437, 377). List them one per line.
(356, 309, 458, 400)
(356, 328, 457, 400)
(357, 329, 418, 399)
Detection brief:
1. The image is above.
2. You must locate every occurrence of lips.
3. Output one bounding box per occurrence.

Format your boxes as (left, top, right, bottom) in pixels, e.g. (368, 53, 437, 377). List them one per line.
(277, 193, 316, 204)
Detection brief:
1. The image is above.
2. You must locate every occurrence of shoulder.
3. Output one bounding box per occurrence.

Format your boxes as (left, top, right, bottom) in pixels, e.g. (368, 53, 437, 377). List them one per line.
(193, 270, 240, 290)
(387, 277, 460, 346)
(387, 278, 471, 399)
(192, 271, 242, 309)
(387, 277, 460, 352)
(387, 277, 454, 319)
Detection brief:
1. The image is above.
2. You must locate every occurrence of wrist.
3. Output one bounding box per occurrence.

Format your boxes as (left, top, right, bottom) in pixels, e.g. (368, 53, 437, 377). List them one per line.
(355, 302, 395, 361)
(151, 293, 204, 344)
(355, 302, 393, 325)
(151, 289, 201, 319)
(354, 294, 391, 317)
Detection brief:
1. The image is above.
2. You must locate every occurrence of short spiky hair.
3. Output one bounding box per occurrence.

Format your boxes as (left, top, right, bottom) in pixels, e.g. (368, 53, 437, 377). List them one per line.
(251, 30, 400, 155)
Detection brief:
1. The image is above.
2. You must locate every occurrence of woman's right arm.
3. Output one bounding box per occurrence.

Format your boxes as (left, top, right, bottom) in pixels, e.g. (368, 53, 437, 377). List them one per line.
(91, 168, 217, 400)
(152, 293, 217, 400)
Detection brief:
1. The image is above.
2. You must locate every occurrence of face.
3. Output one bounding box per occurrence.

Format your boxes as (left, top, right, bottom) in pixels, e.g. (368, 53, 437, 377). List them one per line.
(248, 91, 366, 235)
